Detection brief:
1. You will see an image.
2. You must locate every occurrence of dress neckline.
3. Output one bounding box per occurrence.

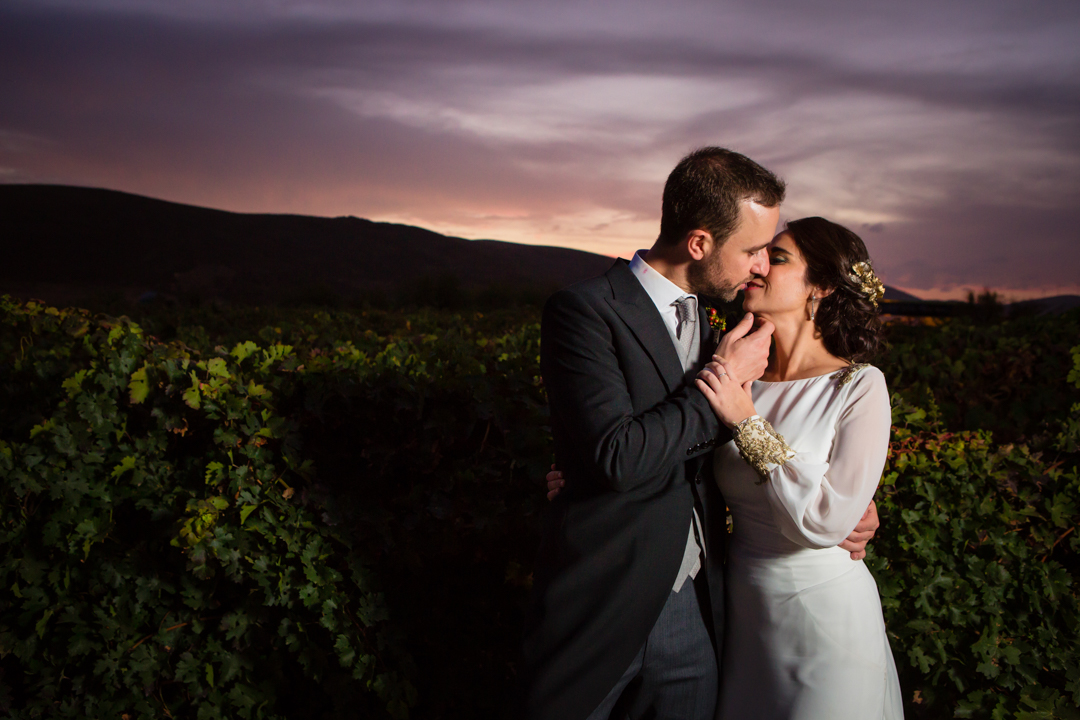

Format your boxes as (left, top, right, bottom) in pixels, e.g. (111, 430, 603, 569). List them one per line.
(755, 363, 868, 385)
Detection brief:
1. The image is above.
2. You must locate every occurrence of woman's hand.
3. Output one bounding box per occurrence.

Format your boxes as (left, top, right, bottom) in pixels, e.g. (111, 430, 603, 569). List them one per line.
(545, 464, 565, 501)
(695, 361, 757, 429)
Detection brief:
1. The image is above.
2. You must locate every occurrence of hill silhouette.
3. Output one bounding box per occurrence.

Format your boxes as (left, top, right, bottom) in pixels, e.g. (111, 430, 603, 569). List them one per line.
(17, 184, 1073, 316)
(0, 185, 615, 306)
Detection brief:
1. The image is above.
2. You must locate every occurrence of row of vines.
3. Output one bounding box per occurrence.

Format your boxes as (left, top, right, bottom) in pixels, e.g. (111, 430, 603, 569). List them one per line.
(1, 295, 1078, 718)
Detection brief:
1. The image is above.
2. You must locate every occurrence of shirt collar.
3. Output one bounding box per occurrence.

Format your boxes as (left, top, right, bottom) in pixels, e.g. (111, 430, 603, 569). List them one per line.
(628, 250, 695, 313)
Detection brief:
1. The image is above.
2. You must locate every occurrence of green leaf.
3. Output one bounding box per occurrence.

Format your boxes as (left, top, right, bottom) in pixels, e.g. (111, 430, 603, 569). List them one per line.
(904, 407, 926, 423)
(1067, 345, 1080, 388)
(35, 608, 55, 639)
(204, 461, 225, 485)
(240, 504, 259, 525)
(206, 357, 229, 378)
(62, 369, 89, 398)
(29, 418, 55, 438)
(128, 364, 150, 404)
(231, 340, 259, 363)
(246, 380, 269, 399)
(110, 455, 136, 479)
(183, 370, 201, 409)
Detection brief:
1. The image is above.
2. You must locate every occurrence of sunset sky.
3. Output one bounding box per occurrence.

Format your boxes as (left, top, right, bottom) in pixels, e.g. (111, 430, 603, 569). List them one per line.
(2, 0, 1078, 299)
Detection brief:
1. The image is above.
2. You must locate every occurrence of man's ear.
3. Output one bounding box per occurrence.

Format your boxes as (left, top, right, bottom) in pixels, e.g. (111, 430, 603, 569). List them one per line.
(685, 230, 714, 261)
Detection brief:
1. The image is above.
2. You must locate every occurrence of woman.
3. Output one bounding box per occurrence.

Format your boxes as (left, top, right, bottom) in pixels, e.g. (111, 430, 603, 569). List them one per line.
(547, 217, 902, 719)
(695, 217, 902, 719)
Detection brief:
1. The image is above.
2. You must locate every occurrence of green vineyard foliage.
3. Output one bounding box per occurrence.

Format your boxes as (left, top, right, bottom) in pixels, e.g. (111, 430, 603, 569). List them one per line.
(879, 317, 1080, 445)
(0, 299, 418, 718)
(1, 295, 1078, 718)
(872, 395, 1080, 718)
(1057, 344, 1080, 453)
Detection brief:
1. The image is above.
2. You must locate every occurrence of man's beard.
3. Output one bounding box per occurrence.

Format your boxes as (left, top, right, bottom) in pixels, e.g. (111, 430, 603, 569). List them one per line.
(687, 256, 745, 302)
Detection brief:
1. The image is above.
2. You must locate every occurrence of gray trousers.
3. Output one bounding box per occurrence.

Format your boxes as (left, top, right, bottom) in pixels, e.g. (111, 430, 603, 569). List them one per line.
(586, 577, 719, 720)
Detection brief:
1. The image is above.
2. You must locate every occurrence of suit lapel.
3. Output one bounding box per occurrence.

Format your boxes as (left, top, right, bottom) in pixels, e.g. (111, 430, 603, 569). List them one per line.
(604, 259, 685, 394)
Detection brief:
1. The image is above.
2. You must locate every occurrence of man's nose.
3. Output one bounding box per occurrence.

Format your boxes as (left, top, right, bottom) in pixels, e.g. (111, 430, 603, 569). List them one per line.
(751, 248, 770, 276)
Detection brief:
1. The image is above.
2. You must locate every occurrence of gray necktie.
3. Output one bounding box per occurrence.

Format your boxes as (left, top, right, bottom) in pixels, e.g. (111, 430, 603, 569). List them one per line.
(674, 296, 697, 366)
(673, 294, 704, 593)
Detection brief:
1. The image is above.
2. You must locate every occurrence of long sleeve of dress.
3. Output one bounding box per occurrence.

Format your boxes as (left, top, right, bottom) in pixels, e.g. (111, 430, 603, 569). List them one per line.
(745, 367, 892, 549)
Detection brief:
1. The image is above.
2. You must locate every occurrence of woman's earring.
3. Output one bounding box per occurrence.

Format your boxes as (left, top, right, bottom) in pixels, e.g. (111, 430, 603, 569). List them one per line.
(810, 294, 817, 321)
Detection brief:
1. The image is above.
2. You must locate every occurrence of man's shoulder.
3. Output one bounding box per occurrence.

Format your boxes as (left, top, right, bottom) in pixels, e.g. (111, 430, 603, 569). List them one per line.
(548, 258, 629, 305)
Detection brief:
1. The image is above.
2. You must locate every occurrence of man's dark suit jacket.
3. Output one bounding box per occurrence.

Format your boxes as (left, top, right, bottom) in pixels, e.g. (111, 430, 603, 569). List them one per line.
(521, 259, 732, 720)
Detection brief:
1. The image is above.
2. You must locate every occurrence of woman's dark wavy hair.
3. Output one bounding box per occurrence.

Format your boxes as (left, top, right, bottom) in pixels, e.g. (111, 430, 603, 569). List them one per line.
(785, 216, 883, 363)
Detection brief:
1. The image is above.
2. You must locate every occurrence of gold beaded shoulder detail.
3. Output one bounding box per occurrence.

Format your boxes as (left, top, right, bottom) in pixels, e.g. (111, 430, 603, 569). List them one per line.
(830, 363, 870, 388)
(732, 415, 796, 483)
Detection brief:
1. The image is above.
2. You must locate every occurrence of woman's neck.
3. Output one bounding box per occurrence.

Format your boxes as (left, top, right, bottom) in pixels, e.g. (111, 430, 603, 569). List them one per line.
(761, 312, 848, 382)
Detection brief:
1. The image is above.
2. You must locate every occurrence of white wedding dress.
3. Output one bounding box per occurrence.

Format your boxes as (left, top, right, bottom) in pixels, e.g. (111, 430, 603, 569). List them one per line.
(713, 364, 903, 720)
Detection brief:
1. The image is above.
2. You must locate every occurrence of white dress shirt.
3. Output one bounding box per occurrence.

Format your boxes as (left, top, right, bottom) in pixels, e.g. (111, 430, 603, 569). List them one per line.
(628, 250, 706, 593)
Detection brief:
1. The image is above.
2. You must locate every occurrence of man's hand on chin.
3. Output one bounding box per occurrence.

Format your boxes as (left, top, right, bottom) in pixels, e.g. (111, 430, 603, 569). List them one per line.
(839, 500, 880, 561)
(714, 312, 774, 384)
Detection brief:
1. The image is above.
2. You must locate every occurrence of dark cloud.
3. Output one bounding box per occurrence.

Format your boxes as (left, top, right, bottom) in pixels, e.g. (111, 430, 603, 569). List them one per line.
(866, 202, 1080, 291)
(0, 6, 610, 212)
(1, 0, 1078, 293)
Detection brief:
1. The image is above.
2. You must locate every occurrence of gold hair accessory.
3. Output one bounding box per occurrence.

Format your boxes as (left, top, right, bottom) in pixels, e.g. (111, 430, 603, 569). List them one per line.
(850, 261, 885, 307)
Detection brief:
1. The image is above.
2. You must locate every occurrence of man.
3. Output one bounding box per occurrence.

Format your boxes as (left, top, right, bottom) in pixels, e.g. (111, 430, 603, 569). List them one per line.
(520, 147, 877, 720)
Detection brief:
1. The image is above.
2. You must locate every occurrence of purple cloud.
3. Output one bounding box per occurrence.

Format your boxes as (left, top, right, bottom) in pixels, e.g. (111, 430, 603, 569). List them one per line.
(1, 0, 1078, 296)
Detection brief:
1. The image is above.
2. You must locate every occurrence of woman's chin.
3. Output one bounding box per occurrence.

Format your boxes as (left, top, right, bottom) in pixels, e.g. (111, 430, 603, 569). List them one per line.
(743, 303, 777, 322)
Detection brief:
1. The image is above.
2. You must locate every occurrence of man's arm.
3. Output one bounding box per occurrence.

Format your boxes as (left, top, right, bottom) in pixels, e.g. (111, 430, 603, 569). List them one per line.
(839, 501, 879, 560)
(541, 289, 720, 493)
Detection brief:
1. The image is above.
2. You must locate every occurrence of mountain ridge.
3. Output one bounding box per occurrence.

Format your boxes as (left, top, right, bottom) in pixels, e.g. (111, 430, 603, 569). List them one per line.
(8, 184, 1074, 316)
(0, 184, 615, 305)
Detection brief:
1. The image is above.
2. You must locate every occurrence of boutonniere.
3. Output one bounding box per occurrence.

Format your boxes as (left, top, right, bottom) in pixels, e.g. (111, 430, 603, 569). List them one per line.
(707, 307, 726, 336)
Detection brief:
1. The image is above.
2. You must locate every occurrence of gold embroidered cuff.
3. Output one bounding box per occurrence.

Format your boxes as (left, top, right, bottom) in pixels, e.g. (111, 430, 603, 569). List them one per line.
(733, 415, 796, 483)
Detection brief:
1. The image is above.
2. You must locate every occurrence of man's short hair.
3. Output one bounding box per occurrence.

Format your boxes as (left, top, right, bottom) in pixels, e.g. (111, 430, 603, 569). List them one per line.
(658, 147, 786, 246)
